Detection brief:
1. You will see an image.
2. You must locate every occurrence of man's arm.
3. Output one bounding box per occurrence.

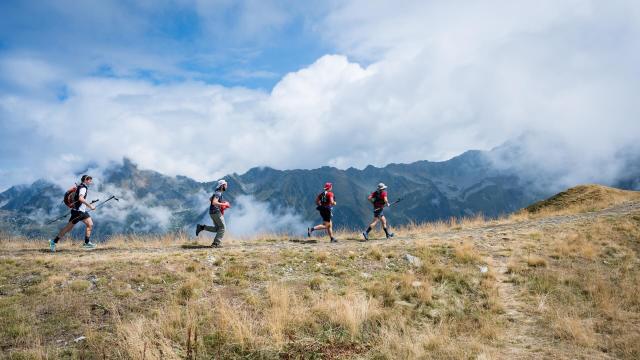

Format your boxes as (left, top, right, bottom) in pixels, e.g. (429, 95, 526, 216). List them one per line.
(79, 191, 95, 210)
(211, 196, 229, 207)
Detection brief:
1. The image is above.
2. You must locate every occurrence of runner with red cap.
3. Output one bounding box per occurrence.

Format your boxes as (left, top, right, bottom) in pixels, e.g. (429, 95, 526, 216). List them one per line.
(308, 182, 337, 243)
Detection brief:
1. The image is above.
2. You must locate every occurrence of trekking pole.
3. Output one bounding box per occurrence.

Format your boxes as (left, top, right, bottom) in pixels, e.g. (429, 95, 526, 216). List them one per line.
(59, 195, 120, 225)
(91, 195, 119, 211)
(373, 197, 405, 212)
(389, 197, 404, 206)
(45, 199, 100, 225)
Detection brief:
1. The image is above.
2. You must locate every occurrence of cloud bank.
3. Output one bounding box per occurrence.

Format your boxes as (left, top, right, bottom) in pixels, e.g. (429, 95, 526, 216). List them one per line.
(1, 0, 639, 192)
(219, 195, 309, 238)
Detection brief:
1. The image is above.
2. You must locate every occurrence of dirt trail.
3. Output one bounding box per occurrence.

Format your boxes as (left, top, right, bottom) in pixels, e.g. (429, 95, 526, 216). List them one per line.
(453, 203, 640, 360)
(5, 201, 638, 257)
(479, 231, 556, 359)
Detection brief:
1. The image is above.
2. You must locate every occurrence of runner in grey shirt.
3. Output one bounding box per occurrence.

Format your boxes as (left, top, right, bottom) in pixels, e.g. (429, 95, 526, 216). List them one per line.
(195, 179, 230, 248)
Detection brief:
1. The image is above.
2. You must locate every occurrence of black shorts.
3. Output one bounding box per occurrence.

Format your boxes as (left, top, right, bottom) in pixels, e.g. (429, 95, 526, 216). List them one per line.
(70, 210, 91, 224)
(374, 208, 384, 218)
(317, 206, 332, 222)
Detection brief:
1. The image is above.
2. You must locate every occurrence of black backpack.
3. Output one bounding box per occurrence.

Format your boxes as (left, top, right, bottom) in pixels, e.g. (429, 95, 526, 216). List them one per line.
(370, 190, 382, 203)
(319, 191, 328, 204)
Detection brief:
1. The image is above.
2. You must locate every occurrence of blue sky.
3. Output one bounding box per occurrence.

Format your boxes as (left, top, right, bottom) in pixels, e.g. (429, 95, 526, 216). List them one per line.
(0, 0, 330, 89)
(1, 1, 640, 191)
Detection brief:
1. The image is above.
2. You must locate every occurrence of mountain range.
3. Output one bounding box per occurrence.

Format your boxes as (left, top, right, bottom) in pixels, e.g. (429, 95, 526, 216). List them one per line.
(1, 146, 637, 239)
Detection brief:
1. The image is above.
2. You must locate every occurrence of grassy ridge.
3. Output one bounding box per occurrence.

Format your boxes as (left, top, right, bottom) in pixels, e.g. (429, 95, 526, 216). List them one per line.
(1, 186, 640, 359)
(525, 184, 640, 214)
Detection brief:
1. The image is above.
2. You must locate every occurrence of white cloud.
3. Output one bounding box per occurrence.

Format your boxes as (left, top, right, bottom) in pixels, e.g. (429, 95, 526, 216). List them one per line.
(223, 195, 309, 238)
(0, 55, 65, 91)
(1, 0, 640, 192)
(318, 0, 640, 184)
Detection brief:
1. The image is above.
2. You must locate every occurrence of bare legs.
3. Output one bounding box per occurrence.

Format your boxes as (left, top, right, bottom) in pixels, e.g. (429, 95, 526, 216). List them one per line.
(55, 217, 93, 241)
(312, 221, 333, 239)
(364, 215, 393, 239)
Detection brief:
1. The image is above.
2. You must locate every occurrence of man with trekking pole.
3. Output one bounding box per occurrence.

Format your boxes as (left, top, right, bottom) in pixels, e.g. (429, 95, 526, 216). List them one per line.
(362, 183, 395, 241)
(195, 179, 230, 248)
(49, 175, 97, 252)
(308, 182, 338, 243)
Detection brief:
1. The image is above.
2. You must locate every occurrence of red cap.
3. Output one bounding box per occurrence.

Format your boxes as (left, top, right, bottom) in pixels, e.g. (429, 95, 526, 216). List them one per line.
(324, 182, 332, 190)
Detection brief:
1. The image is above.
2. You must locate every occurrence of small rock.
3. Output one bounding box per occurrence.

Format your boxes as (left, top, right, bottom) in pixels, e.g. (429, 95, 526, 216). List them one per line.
(479, 266, 489, 273)
(411, 281, 422, 288)
(403, 254, 422, 267)
(361, 272, 371, 279)
(74, 336, 86, 343)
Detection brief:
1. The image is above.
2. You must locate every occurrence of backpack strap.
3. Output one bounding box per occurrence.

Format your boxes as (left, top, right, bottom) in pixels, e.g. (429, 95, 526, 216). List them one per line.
(74, 184, 87, 209)
(319, 191, 328, 204)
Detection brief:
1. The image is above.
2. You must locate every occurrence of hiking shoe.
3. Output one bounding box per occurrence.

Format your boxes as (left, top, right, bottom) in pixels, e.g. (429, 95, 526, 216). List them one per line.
(307, 227, 312, 238)
(362, 232, 369, 241)
(211, 243, 223, 248)
(196, 224, 203, 236)
(386, 232, 395, 239)
(49, 239, 56, 253)
(330, 238, 338, 243)
(82, 242, 97, 249)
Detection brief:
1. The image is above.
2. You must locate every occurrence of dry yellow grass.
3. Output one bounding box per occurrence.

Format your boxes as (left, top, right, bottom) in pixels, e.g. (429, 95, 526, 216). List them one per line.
(512, 214, 640, 358)
(526, 184, 640, 214)
(0, 232, 502, 358)
(551, 313, 597, 347)
(453, 241, 481, 263)
(1, 185, 639, 358)
(367, 245, 383, 260)
(525, 255, 547, 268)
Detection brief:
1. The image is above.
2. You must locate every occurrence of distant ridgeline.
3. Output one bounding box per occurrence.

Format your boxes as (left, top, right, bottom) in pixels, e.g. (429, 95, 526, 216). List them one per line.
(1, 149, 638, 239)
